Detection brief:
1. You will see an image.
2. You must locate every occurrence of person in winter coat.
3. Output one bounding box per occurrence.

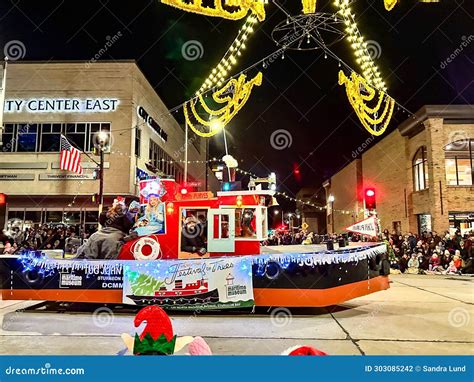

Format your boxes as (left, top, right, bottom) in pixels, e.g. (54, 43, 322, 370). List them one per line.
(76, 200, 136, 260)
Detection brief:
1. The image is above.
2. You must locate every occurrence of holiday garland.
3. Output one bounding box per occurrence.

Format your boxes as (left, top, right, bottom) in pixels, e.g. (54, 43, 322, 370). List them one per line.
(184, 72, 263, 137)
(338, 70, 395, 136)
(161, 0, 266, 21)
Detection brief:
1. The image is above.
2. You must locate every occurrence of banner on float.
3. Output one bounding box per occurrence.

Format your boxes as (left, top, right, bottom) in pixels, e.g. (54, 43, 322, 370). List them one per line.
(345, 216, 379, 237)
(122, 257, 254, 310)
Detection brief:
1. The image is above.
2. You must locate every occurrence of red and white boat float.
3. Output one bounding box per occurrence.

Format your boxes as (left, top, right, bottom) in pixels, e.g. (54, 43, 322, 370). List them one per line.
(0, 178, 390, 310)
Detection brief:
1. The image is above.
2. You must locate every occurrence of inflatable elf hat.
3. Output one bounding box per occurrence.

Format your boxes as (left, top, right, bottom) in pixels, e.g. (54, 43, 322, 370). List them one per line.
(133, 306, 177, 355)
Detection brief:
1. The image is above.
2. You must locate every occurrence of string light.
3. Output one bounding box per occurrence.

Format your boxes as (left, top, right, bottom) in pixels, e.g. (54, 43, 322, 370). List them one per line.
(334, 0, 387, 91)
(160, 0, 267, 21)
(197, 15, 259, 96)
(338, 70, 395, 136)
(184, 72, 263, 138)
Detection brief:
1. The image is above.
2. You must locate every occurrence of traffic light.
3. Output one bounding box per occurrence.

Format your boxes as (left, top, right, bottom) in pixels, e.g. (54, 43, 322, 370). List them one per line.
(0, 193, 6, 205)
(364, 188, 376, 210)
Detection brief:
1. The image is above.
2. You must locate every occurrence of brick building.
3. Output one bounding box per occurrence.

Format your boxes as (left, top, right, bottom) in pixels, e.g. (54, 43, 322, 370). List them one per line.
(323, 105, 474, 235)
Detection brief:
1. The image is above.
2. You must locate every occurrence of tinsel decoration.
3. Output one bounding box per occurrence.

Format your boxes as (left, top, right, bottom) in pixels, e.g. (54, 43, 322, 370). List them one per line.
(184, 72, 263, 138)
(302, 0, 317, 14)
(338, 70, 395, 136)
(161, 0, 266, 21)
(384, 0, 398, 10)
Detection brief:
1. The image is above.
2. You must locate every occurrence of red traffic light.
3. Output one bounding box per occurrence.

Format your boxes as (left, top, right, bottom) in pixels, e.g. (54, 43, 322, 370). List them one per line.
(364, 188, 376, 210)
(0, 193, 5, 205)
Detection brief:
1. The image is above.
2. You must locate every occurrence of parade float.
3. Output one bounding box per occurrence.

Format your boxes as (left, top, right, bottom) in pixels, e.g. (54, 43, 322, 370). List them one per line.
(0, 177, 390, 310)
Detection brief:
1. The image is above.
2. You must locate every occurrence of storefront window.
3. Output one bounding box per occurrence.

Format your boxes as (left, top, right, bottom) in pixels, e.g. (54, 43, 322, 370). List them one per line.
(46, 210, 63, 223)
(412, 146, 428, 191)
(417, 214, 432, 235)
(445, 138, 473, 186)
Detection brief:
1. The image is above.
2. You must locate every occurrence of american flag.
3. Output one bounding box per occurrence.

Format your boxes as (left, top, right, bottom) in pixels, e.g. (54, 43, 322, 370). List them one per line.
(60, 135, 84, 175)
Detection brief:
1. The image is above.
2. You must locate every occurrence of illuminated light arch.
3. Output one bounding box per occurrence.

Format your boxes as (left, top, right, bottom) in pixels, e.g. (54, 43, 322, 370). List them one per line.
(184, 72, 263, 138)
(338, 70, 395, 136)
(161, 0, 266, 21)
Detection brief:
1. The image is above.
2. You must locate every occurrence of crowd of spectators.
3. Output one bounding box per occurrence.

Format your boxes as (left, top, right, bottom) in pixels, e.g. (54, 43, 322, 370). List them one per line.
(263, 228, 473, 275)
(382, 229, 473, 275)
(0, 224, 96, 255)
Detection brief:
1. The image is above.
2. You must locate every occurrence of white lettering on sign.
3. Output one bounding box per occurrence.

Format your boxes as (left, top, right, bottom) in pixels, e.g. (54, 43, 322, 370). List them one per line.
(4, 98, 120, 113)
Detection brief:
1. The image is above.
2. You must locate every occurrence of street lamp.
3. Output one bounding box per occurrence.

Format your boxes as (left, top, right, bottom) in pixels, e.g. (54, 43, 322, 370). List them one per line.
(328, 194, 335, 234)
(93, 130, 110, 217)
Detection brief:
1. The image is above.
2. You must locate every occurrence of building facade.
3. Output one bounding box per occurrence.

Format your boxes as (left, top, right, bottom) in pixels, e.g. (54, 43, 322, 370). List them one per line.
(323, 105, 474, 235)
(295, 187, 326, 234)
(0, 60, 210, 232)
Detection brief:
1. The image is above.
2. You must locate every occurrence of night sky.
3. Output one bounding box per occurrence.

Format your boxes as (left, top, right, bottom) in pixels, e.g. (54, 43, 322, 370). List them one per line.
(0, 0, 472, 206)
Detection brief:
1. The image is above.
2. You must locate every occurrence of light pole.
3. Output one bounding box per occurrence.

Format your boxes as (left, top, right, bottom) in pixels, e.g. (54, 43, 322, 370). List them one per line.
(328, 194, 335, 234)
(94, 131, 110, 216)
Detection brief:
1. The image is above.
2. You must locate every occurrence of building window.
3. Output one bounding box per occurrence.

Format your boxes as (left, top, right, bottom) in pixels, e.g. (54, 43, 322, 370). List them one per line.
(17, 124, 38, 152)
(445, 138, 473, 186)
(40, 123, 62, 152)
(412, 146, 428, 191)
(135, 128, 141, 157)
(1, 122, 111, 153)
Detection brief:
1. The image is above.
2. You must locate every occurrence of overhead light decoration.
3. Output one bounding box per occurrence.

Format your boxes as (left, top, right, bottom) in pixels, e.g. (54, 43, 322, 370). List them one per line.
(197, 14, 258, 96)
(184, 72, 263, 137)
(302, 0, 317, 14)
(338, 70, 395, 136)
(384, 0, 398, 10)
(161, 0, 267, 21)
(334, 0, 387, 92)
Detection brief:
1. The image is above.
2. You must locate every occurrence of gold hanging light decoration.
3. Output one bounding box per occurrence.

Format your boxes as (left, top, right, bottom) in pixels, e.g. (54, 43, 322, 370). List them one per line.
(338, 70, 395, 136)
(302, 0, 317, 14)
(161, 0, 267, 21)
(184, 72, 263, 138)
(334, 0, 386, 92)
(384, 0, 398, 10)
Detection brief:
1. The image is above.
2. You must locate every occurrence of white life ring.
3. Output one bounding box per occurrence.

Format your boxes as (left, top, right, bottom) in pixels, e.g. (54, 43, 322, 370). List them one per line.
(132, 237, 161, 260)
